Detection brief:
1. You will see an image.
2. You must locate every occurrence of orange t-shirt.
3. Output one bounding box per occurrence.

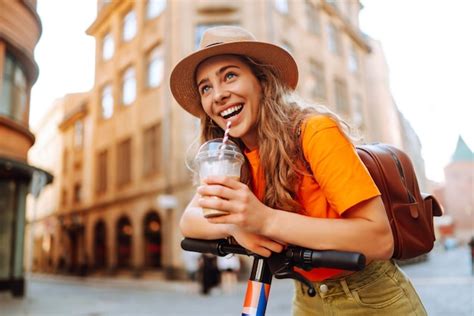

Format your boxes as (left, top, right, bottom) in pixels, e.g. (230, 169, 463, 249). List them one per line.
(244, 115, 380, 281)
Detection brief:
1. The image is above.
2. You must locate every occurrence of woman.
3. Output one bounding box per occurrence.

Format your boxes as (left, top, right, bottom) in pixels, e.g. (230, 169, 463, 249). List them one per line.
(170, 25, 426, 315)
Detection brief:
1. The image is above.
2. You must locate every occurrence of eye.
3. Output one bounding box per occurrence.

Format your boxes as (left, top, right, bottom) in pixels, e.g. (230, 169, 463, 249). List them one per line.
(225, 72, 236, 81)
(200, 85, 211, 95)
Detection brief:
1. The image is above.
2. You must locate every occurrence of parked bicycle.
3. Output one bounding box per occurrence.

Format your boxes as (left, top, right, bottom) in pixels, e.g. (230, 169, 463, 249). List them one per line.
(181, 238, 365, 315)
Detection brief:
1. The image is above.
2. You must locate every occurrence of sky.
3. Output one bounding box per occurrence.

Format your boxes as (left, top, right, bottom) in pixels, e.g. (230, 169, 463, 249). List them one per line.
(30, 0, 474, 183)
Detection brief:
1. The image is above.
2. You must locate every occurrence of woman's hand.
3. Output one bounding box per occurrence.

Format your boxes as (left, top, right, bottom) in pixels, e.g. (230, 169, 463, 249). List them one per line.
(228, 225, 285, 257)
(197, 175, 275, 234)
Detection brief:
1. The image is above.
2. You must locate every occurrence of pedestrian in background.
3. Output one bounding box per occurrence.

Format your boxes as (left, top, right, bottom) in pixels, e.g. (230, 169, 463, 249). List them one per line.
(217, 254, 240, 294)
(199, 253, 220, 295)
(469, 236, 474, 275)
(173, 25, 426, 315)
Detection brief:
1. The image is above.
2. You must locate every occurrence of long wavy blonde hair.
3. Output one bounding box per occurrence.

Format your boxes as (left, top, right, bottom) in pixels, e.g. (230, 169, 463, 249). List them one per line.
(198, 55, 356, 212)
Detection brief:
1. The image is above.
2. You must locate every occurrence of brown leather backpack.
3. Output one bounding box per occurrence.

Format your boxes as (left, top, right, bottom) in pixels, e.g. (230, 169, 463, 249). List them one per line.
(297, 132, 444, 260)
(356, 144, 443, 260)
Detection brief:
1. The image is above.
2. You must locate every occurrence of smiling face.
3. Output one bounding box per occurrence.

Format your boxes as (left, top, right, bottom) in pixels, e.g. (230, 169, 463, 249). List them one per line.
(195, 55, 262, 150)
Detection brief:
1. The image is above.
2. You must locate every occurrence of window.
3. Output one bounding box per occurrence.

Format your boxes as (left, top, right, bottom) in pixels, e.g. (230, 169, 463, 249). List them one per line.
(147, 46, 164, 88)
(122, 67, 136, 105)
(73, 183, 82, 203)
(305, 0, 320, 35)
(274, 0, 289, 14)
(117, 138, 132, 186)
(334, 79, 349, 117)
(195, 23, 235, 49)
(352, 94, 364, 129)
(74, 120, 84, 148)
(308, 60, 326, 100)
(326, 0, 338, 10)
(0, 53, 28, 123)
(96, 150, 108, 194)
(102, 33, 114, 60)
(101, 84, 113, 119)
(122, 10, 137, 42)
(348, 44, 359, 74)
(143, 123, 162, 176)
(147, 0, 166, 19)
(327, 23, 342, 56)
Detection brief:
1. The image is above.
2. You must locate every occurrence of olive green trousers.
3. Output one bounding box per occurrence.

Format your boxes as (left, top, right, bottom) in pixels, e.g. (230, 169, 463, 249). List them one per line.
(292, 260, 427, 316)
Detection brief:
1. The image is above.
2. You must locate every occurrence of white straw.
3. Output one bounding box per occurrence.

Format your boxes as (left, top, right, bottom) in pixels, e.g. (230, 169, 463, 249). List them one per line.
(219, 121, 232, 159)
(222, 121, 232, 144)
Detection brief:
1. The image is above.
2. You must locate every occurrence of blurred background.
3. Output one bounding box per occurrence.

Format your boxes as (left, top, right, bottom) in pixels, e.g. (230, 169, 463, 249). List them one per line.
(0, 0, 472, 315)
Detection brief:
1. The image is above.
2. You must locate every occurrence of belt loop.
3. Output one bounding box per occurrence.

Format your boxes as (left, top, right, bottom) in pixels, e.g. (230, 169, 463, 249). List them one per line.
(340, 279, 352, 299)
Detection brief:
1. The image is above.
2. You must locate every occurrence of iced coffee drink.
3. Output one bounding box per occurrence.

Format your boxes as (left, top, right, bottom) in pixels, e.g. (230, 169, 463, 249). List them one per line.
(195, 139, 244, 218)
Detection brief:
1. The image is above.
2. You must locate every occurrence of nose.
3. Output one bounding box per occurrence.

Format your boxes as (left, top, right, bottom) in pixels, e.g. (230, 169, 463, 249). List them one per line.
(212, 85, 230, 105)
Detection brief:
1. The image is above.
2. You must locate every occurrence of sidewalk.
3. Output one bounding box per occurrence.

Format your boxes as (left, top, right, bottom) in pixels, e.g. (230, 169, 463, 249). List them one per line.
(29, 271, 197, 294)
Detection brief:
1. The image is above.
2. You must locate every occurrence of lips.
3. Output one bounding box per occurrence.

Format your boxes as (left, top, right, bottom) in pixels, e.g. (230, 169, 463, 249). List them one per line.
(220, 104, 244, 119)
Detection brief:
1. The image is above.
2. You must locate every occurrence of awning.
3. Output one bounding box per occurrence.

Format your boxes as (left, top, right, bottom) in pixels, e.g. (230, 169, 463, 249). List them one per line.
(0, 156, 53, 184)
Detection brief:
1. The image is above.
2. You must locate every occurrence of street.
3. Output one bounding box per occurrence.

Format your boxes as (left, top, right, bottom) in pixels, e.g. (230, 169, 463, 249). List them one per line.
(0, 245, 472, 316)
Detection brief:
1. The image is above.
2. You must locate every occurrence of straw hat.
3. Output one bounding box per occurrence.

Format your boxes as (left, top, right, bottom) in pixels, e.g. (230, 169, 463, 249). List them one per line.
(169, 26, 299, 117)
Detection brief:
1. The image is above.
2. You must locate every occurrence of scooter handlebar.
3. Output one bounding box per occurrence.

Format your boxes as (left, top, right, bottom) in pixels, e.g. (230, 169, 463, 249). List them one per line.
(181, 238, 366, 271)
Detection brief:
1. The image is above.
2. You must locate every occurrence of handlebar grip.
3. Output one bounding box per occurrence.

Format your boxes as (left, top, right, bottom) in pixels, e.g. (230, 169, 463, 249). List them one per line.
(181, 238, 223, 256)
(308, 250, 366, 271)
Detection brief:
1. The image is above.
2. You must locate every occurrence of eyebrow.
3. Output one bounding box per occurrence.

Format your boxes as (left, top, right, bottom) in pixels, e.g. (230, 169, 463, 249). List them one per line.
(196, 65, 241, 88)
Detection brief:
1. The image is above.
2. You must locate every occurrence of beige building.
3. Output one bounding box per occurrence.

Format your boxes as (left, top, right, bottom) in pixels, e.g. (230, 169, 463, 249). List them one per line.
(28, 93, 91, 274)
(28, 0, 423, 279)
(0, 0, 52, 296)
(364, 38, 403, 147)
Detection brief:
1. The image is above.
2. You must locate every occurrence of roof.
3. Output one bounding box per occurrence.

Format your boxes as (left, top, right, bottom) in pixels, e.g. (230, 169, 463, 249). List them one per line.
(451, 136, 474, 162)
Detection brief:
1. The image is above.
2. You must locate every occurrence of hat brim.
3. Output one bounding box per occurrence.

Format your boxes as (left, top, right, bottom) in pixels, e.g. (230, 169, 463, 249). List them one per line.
(170, 41, 299, 117)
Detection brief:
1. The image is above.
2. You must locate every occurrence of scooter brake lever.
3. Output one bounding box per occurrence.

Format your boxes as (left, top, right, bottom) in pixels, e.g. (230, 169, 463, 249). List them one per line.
(267, 252, 317, 297)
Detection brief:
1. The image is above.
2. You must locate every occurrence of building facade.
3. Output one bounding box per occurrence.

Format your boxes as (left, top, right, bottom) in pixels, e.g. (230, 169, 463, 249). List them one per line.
(0, 0, 52, 297)
(28, 0, 425, 279)
(442, 136, 474, 241)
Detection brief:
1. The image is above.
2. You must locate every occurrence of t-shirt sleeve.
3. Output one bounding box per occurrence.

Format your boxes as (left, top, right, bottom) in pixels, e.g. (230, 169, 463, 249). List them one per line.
(302, 116, 380, 215)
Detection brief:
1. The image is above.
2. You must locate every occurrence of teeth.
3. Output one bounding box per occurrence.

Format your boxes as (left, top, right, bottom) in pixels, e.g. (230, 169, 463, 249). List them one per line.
(220, 104, 243, 117)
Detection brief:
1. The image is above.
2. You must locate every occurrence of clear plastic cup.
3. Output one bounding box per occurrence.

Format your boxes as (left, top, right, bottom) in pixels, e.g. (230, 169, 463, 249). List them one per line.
(195, 139, 244, 218)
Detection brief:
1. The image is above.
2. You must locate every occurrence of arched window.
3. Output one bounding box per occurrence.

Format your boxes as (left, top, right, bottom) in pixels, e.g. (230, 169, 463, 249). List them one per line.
(102, 32, 114, 60)
(116, 216, 132, 268)
(143, 211, 162, 268)
(147, 46, 164, 88)
(146, 0, 166, 19)
(122, 66, 136, 106)
(101, 84, 113, 119)
(93, 220, 107, 269)
(122, 10, 137, 42)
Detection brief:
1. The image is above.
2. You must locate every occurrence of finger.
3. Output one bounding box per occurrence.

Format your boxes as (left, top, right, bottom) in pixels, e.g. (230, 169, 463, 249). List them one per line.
(203, 175, 243, 189)
(197, 184, 237, 201)
(254, 247, 272, 257)
(198, 196, 237, 214)
(206, 212, 241, 224)
(262, 241, 285, 253)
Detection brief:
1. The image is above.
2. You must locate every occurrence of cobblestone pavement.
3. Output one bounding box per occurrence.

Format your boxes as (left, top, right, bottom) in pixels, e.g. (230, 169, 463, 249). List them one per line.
(0, 245, 472, 316)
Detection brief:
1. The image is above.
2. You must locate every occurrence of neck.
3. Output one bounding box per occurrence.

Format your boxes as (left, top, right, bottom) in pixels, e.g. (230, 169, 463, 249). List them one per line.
(241, 133, 258, 151)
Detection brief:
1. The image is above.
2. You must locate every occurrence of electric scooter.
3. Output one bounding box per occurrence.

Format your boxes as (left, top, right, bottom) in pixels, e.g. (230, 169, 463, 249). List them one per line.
(181, 238, 366, 316)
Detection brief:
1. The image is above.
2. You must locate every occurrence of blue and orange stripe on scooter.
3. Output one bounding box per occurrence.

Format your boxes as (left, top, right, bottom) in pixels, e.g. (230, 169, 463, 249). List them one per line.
(241, 280, 270, 316)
